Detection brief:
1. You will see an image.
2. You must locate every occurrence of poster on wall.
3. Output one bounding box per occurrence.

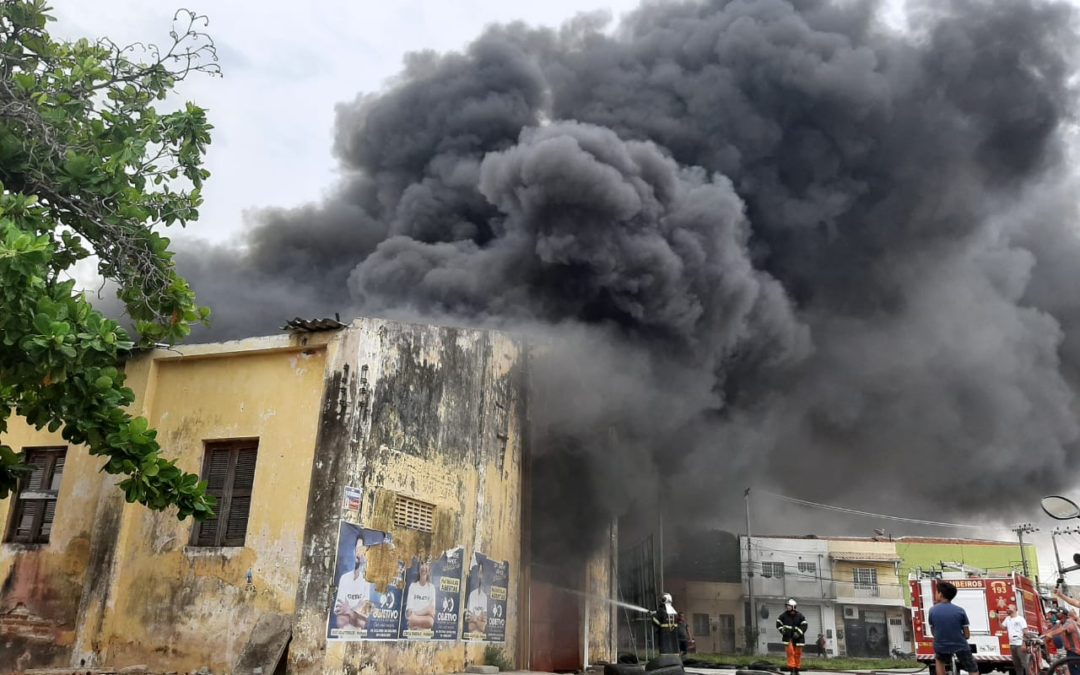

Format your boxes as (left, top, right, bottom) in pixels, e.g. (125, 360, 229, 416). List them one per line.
(326, 522, 402, 641)
(461, 552, 510, 643)
(341, 486, 362, 522)
(399, 546, 465, 641)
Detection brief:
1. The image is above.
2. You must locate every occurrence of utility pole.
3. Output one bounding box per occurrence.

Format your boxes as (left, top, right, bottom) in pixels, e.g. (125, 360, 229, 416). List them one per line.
(1052, 527, 1080, 593)
(1013, 523, 1039, 577)
(659, 509, 665, 598)
(746, 488, 757, 655)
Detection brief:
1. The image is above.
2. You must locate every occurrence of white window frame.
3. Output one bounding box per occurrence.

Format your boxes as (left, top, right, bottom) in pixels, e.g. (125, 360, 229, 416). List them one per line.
(798, 561, 817, 575)
(853, 567, 878, 590)
(761, 561, 785, 579)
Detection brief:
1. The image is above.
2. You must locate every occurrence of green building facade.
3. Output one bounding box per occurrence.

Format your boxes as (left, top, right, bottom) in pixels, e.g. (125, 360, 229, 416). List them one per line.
(895, 537, 1039, 604)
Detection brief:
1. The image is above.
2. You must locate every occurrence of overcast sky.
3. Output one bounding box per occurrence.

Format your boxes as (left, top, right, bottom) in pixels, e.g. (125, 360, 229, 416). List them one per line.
(50, 0, 653, 245)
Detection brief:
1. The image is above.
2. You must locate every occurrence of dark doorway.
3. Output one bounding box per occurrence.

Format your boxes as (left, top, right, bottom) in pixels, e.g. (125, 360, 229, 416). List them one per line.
(529, 578, 582, 672)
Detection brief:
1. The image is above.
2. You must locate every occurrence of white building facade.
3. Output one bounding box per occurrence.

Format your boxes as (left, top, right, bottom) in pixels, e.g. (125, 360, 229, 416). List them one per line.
(739, 536, 839, 657)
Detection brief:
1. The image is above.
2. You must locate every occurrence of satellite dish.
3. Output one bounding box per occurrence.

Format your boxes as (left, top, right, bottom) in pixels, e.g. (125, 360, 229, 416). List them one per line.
(1042, 496, 1080, 520)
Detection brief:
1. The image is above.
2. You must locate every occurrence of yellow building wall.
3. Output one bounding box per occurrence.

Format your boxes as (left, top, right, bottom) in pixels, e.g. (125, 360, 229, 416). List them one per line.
(2, 319, 600, 674)
(95, 344, 329, 671)
(0, 423, 107, 669)
(1, 333, 332, 672)
(827, 540, 903, 601)
(667, 580, 745, 654)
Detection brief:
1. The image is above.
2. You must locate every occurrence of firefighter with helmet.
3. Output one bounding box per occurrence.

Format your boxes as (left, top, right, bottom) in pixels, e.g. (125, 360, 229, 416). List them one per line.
(652, 592, 680, 655)
(777, 598, 808, 675)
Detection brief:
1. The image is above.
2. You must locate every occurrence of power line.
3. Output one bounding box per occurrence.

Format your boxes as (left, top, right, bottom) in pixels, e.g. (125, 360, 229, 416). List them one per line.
(758, 490, 1010, 530)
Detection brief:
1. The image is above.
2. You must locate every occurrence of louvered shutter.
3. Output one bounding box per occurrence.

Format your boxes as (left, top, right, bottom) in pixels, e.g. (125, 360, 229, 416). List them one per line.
(7, 448, 65, 544)
(41, 500, 56, 539)
(12, 501, 43, 542)
(49, 455, 64, 490)
(222, 449, 256, 546)
(193, 448, 232, 546)
(192, 442, 258, 547)
(24, 454, 49, 490)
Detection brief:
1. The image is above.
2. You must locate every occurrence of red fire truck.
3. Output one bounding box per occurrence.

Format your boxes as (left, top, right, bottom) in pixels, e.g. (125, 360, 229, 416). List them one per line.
(910, 572, 1057, 673)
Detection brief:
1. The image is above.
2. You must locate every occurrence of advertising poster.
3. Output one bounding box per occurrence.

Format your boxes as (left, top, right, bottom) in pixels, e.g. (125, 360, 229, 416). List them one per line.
(399, 546, 465, 641)
(326, 522, 401, 641)
(461, 552, 510, 643)
(342, 486, 362, 521)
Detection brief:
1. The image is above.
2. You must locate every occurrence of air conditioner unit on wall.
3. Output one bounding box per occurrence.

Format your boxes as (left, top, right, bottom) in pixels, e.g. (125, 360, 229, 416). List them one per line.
(844, 607, 857, 618)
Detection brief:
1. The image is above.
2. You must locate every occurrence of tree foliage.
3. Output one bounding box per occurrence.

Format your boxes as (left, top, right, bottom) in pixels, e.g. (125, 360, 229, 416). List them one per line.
(0, 0, 219, 519)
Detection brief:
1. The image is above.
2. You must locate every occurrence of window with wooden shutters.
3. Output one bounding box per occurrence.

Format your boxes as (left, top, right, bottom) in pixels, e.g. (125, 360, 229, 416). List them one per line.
(6, 448, 66, 544)
(191, 440, 258, 547)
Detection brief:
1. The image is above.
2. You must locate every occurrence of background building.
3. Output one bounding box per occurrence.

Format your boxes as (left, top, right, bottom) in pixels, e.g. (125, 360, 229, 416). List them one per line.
(664, 530, 745, 655)
(740, 535, 837, 657)
(826, 538, 905, 658)
(895, 537, 1038, 602)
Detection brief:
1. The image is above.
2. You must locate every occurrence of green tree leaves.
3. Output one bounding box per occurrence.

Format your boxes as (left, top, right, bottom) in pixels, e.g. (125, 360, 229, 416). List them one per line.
(0, 1, 220, 520)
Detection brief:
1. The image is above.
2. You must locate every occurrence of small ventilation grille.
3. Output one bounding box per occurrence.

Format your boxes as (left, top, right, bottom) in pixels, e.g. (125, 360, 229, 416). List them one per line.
(393, 496, 434, 532)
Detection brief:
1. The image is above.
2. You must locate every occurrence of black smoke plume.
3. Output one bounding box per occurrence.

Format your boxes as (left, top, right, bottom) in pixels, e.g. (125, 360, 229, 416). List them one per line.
(172, 0, 1080, 561)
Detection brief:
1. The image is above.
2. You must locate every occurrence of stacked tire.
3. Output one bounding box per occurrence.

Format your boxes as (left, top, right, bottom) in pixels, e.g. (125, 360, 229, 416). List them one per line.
(644, 654, 685, 674)
(604, 653, 686, 674)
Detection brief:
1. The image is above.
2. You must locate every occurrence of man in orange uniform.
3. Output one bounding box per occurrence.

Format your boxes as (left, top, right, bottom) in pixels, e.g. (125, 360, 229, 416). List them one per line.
(777, 599, 808, 675)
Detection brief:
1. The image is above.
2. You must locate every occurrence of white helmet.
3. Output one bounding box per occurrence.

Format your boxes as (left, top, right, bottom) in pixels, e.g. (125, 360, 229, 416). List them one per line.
(662, 593, 673, 603)
(786, 598, 797, 608)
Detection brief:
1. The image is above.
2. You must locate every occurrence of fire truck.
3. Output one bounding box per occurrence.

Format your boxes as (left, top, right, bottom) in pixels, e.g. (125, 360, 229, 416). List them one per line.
(910, 571, 1057, 673)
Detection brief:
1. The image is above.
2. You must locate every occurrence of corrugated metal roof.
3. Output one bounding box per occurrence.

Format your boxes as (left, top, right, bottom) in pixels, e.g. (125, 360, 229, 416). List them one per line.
(281, 317, 346, 333)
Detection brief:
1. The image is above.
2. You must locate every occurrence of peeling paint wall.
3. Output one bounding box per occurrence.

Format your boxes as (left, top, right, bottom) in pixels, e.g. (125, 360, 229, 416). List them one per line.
(0, 423, 107, 670)
(290, 319, 525, 675)
(585, 521, 616, 666)
(91, 342, 329, 671)
(1, 319, 614, 674)
(1, 333, 332, 673)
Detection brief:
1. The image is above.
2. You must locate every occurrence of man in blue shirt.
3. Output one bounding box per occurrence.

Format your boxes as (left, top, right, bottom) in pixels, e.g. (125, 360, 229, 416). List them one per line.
(929, 581, 979, 675)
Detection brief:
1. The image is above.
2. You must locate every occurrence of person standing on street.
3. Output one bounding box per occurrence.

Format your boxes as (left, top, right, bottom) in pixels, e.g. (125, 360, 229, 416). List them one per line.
(676, 613, 691, 656)
(1044, 605, 1080, 675)
(777, 599, 808, 675)
(653, 593, 680, 655)
(929, 581, 979, 675)
(1001, 604, 1028, 675)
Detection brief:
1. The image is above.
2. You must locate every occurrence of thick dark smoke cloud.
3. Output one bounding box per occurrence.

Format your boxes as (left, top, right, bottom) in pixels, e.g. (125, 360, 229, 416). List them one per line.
(165, 0, 1080, 559)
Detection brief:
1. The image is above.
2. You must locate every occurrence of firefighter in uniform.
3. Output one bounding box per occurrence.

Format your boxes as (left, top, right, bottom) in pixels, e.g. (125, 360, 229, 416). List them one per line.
(652, 592, 680, 655)
(777, 598, 808, 675)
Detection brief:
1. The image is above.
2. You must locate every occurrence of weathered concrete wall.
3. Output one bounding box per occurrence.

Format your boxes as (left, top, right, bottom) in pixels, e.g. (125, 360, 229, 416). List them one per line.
(0, 423, 107, 670)
(585, 521, 617, 666)
(1, 332, 332, 672)
(290, 319, 525, 675)
(91, 340, 330, 671)
(1, 319, 617, 674)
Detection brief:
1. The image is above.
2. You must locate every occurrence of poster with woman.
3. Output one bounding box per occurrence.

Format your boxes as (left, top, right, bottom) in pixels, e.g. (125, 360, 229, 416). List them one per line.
(461, 552, 509, 643)
(399, 546, 464, 640)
